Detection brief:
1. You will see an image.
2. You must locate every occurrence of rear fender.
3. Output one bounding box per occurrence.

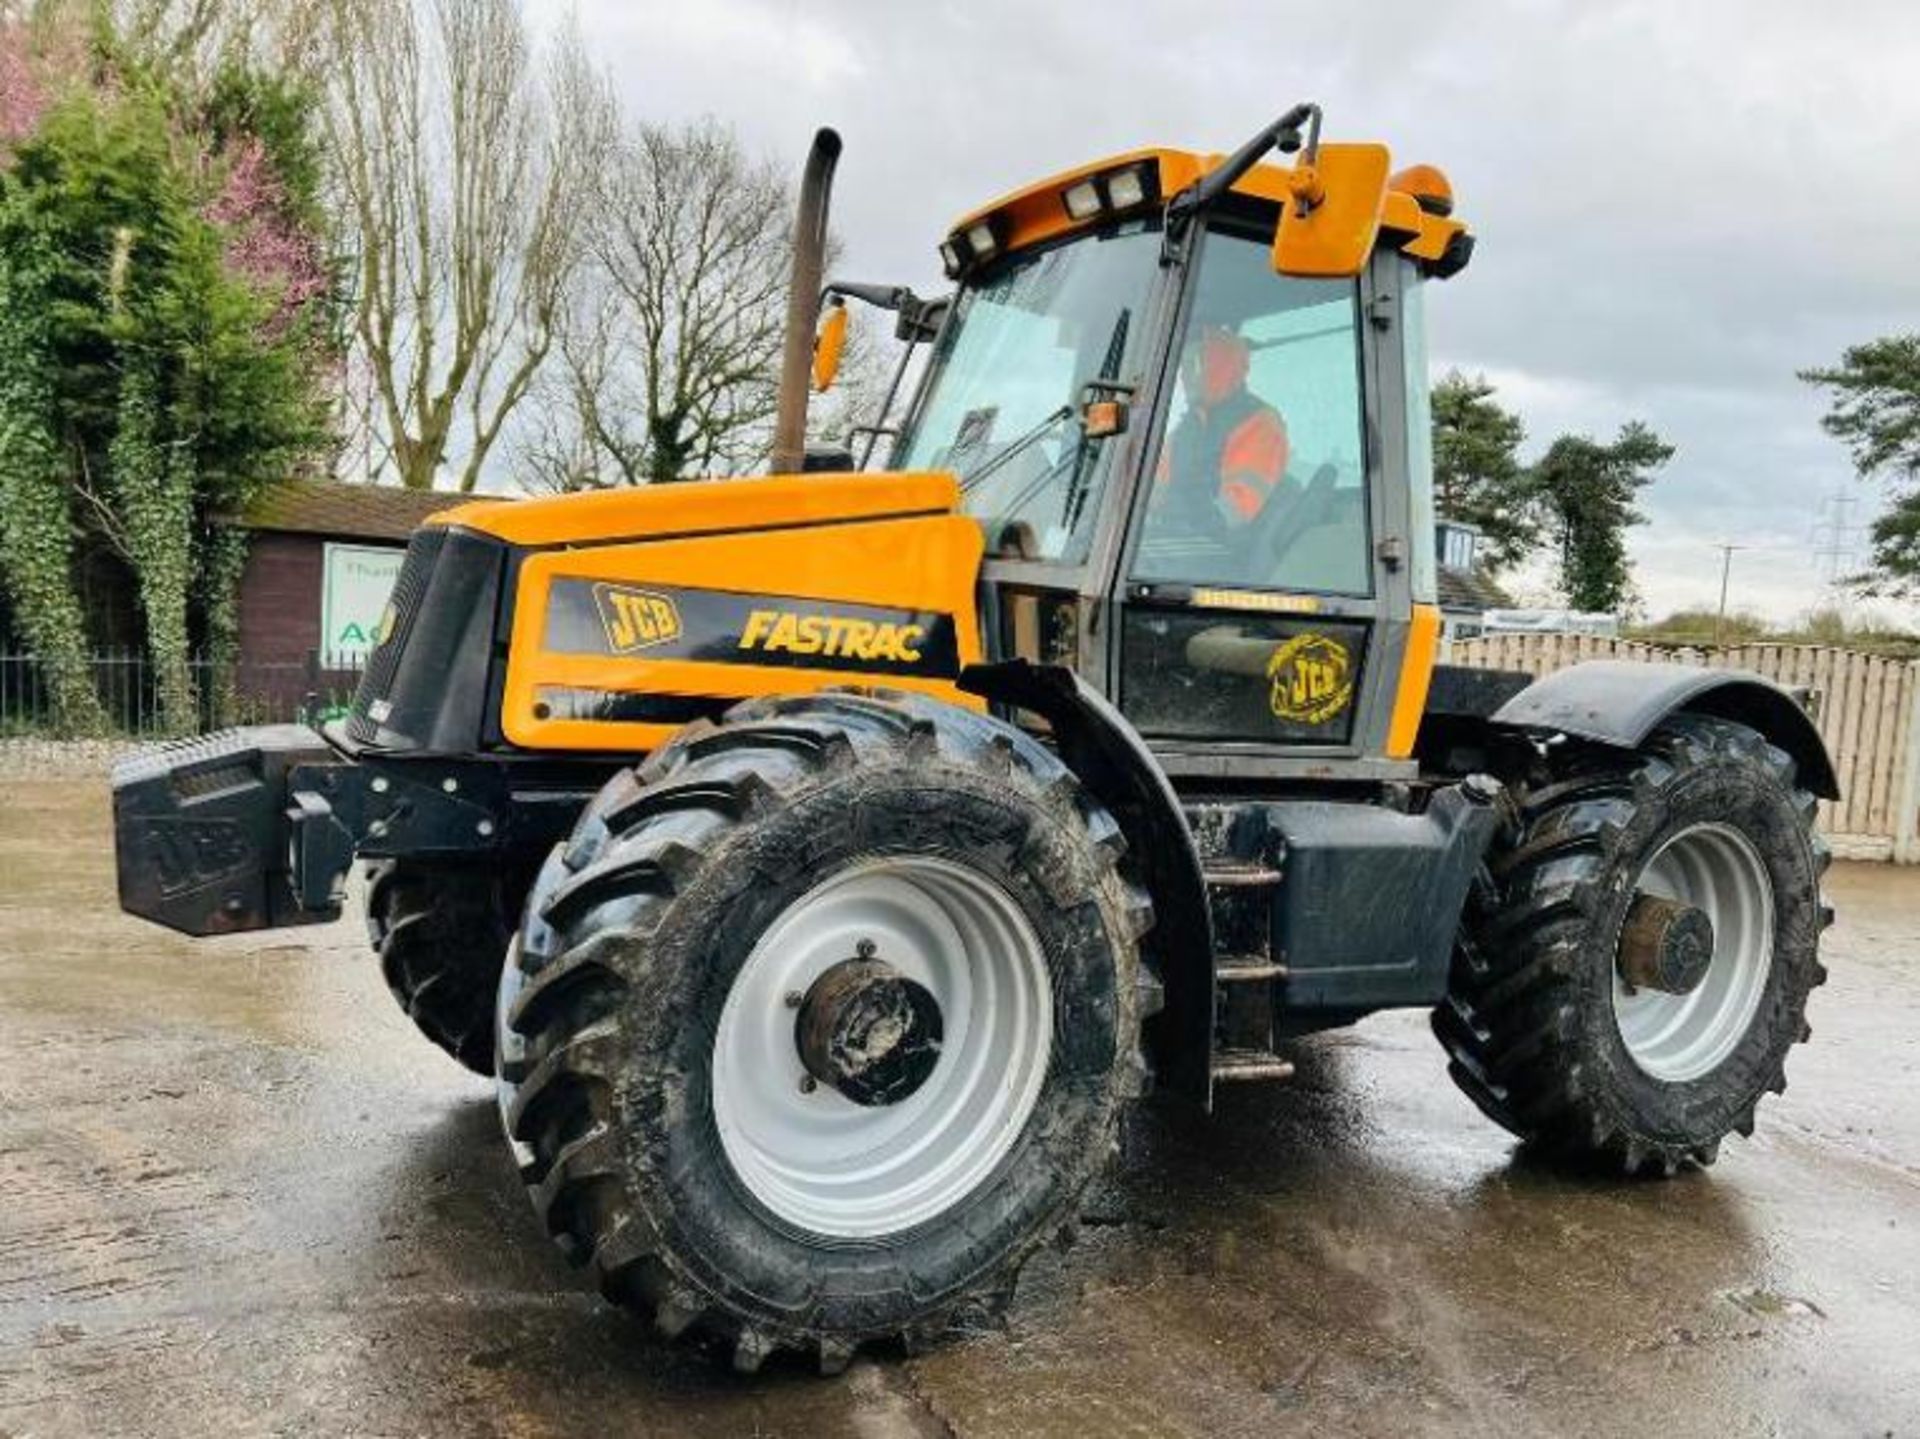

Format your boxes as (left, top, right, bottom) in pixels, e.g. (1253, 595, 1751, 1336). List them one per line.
(960, 660, 1214, 1098)
(1492, 660, 1839, 799)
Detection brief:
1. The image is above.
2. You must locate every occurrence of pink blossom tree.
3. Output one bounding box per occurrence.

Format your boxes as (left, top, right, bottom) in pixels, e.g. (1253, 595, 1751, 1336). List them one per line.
(0, 23, 51, 148)
(204, 134, 329, 336)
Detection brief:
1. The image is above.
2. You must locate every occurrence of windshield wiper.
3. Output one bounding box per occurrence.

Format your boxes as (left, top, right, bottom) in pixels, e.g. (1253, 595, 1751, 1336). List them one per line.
(1060, 309, 1131, 534)
(958, 404, 1074, 494)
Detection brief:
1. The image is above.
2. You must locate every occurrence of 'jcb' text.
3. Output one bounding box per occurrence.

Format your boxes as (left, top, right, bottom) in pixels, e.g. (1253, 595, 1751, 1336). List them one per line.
(740, 609, 925, 665)
(1265, 632, 1354, 725)
(594, 584, 682, 653)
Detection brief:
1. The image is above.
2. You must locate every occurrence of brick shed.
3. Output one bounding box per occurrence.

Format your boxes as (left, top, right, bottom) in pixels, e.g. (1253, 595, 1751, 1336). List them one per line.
(232, 483, 473, 715)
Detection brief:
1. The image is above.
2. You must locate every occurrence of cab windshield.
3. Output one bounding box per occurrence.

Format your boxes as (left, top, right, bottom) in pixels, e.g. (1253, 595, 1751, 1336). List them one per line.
(896, 224, 1161, 562)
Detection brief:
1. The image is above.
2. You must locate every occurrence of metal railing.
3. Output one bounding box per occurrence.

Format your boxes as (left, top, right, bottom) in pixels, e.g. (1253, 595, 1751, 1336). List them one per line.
(0, 649, 366, 737)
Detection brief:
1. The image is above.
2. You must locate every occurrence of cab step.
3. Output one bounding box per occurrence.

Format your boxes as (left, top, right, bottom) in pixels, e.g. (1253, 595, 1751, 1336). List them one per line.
(1215, 954, 1286, 982)
(1202, 864, 1284, 891)
(1210, 1050, 1297, 1084)
(1202, 859, 1291, 1091)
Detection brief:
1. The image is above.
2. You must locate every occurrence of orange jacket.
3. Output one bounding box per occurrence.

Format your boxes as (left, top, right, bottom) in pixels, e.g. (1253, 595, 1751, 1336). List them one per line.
(1158, 388, 1290, 519)
(1157, 329, 1290, 519)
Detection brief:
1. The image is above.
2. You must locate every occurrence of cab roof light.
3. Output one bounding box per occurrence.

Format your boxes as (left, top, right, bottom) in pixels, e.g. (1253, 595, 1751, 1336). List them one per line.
(1103, 165, 1148, 211)
(1062, 179, 1102, 220)
(941, 217, 1005, 278)
(1059, 163, 1155, 224)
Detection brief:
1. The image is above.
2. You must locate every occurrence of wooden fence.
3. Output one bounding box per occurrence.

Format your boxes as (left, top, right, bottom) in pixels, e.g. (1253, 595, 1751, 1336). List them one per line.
(1450, 634, 1920, 863)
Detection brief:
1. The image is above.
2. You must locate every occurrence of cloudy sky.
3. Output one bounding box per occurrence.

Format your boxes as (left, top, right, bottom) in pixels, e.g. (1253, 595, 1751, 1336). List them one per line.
(570, 0, 1920, 623)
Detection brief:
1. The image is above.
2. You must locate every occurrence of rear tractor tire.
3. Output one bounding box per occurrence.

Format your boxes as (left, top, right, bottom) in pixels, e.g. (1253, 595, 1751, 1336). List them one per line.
(367, 861, 525, 1074)
(1436, 714, 1833, 1175)
(495, 689, 1156, 1372)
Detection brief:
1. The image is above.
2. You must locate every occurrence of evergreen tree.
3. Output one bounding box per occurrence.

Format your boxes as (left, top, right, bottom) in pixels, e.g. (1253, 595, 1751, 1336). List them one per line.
(0, 18, 335, 732)
(1431, 371, 1538, 571)
(1801, 334, 1920, 593)
(1530, 422, 1674, 614)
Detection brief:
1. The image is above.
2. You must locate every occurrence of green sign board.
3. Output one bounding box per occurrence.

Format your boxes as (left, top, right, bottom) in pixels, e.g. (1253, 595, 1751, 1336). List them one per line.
(321, 542, 405, 664)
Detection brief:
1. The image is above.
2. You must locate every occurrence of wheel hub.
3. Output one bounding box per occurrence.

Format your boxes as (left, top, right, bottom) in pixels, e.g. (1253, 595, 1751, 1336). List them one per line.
(1617, 893, 1716, 996)
(795, 956, 945, 1106)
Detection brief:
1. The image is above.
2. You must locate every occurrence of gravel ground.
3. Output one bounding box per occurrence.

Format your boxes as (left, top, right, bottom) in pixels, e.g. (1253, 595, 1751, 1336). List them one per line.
(2, 775, 1917, 1437)
(0, 739, 140, 780)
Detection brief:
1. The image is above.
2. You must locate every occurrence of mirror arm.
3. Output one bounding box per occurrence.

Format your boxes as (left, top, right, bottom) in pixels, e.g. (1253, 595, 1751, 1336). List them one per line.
(858, 336, 922, 470)
(822, 281, 950, 344)
(813, 285, 950, 468)
(821, 280, 911, 311)
(1161, 100, 1321, 263)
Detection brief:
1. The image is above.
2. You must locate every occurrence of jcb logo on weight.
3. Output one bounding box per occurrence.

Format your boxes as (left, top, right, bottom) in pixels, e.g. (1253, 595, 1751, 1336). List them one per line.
(1266, 633, 1354, 725)
(593, 584, 682, 653)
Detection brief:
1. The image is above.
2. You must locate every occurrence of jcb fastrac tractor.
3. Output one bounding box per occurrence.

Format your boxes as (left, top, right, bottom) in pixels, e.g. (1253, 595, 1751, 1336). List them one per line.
(114, 106, 1835, 1373)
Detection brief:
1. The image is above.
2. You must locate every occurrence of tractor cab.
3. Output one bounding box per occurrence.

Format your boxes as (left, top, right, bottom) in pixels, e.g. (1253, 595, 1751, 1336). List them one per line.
(873, 120, 1474, 779)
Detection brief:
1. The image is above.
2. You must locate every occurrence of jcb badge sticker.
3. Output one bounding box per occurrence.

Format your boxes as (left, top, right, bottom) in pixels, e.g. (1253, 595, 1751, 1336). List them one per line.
(1266, 633, 1354, 725)
(594, 584, 682, 653)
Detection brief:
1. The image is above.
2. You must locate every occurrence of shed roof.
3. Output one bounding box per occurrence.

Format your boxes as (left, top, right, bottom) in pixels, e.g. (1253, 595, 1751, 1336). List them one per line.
(236, 481, 485, 543)
(1438, 565, 1514, 614)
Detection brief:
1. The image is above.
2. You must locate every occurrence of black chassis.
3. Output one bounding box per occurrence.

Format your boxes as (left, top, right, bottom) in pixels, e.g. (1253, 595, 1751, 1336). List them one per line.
(110, 652, 1836, 1111)
(113, 723, 617, 938)
(108, 679, 1507, 1113)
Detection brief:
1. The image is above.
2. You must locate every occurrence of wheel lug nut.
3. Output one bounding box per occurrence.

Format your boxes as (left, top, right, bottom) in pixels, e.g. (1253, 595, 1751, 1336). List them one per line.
(856, 938, 877, 959)
(798, 1074, 818, 1094)
(783, 990, 804, 1009)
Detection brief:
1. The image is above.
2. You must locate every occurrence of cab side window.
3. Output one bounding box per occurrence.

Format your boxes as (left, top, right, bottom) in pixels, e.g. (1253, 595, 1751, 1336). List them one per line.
(1134, 230, 1370, 596)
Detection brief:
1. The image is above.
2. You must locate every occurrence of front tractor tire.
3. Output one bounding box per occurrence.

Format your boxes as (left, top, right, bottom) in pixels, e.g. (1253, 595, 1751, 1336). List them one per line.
(496, 690, 1154, 1372)
(367, 861, 525, 1074)
(1436, 714, 1832, 1175)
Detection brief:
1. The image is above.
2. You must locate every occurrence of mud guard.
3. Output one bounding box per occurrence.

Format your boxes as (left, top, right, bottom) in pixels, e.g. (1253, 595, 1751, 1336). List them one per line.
(960, 660, 1215, 1099)
(1493, 660, 1839, 800)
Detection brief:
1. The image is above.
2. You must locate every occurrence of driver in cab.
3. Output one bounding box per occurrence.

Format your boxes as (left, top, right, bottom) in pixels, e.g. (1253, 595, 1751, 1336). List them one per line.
(1153, 325, 1289, 530)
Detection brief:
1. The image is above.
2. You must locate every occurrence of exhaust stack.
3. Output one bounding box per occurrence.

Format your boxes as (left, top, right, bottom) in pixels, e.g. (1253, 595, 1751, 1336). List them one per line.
(769, 127, 843, 475)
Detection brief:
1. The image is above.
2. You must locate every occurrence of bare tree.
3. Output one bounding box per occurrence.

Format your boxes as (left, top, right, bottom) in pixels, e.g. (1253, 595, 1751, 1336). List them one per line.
(317, 0, 610, 491)
(19, 0, 325, 88)
(523, 119, 801, 488)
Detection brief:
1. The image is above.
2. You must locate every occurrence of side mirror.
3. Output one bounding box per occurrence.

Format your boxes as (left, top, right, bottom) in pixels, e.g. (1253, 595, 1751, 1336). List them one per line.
(812, 300, 849, 392)
(1271, 142, 1391, 278)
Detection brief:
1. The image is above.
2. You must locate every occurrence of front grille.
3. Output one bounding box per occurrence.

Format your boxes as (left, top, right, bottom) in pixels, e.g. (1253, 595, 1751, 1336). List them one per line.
(347, 526, 448, 742)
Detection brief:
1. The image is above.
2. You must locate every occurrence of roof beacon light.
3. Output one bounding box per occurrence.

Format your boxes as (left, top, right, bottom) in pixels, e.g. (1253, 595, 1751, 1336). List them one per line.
(1390, 163, 1455, 217)
(966, 222, 998, 260)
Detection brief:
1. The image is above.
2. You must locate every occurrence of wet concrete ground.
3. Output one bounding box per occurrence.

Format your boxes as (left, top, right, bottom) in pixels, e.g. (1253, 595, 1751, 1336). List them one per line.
(2, 776, 1917, 1438)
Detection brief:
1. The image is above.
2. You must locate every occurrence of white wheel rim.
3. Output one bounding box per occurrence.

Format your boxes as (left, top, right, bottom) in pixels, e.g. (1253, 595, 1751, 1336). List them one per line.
(711, 856, 1054, 1239)
(1613, 822, 1774, 1082)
